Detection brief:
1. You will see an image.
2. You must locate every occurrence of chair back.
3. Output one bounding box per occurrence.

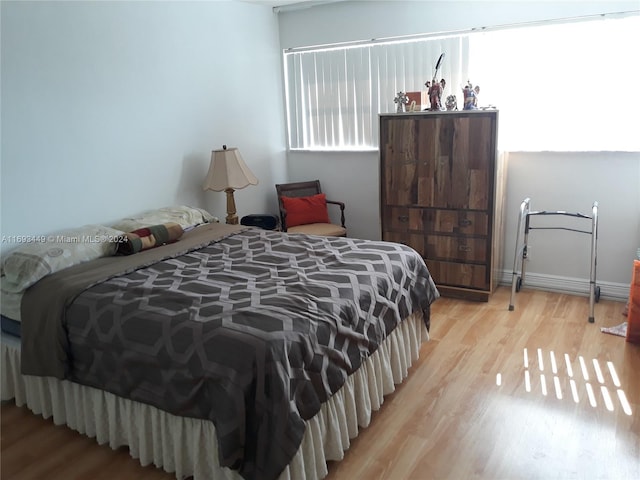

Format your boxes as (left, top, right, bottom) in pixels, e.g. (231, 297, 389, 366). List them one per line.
(275, 180, 346, 236)
(276, 180, 322, 199)
(276, 180, 322, 230)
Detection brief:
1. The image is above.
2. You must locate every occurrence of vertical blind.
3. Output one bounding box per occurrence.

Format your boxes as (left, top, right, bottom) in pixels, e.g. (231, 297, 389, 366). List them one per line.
(284, 36, 470, 150)
(283, 13, 639, 152)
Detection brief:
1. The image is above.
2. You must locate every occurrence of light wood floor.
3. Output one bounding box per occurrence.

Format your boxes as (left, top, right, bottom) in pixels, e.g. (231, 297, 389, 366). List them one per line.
(2, 287, 639, 479)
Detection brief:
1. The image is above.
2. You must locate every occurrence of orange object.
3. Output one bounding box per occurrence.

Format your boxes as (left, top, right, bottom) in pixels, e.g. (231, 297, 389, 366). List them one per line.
(280, 193, 329, 228)
(405, 91, 425, 112)
(627, 259, 640, 344)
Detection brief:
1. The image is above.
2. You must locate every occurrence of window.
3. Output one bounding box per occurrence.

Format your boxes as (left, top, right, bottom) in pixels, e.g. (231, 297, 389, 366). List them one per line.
(468, 15, 640, 151)
(283, 13, 639, 152)
(284, 35, 470, 150)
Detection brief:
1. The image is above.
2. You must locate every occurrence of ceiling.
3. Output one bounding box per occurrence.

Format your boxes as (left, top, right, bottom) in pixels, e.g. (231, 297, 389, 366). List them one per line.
(264, 0, 312, 5)
(241, 0, 346, 10)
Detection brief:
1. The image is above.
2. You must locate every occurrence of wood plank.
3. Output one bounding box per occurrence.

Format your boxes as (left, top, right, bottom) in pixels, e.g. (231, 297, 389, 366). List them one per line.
(0, 401, 175, 479)
(326, 287, 639, 480)
(2, 287, 637, 479)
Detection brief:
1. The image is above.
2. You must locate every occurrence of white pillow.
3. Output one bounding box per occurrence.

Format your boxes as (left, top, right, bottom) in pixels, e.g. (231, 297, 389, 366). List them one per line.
(110, 205, 217, 232)
(1, 225, 124, 293)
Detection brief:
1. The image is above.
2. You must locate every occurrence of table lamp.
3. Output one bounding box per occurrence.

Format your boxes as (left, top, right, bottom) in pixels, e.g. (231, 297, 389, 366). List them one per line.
(203, 145, 258, 225)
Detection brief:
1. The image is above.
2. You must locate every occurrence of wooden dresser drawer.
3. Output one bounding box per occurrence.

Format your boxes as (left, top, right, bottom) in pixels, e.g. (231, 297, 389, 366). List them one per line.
(424, 259, 488, 290)
(425, 235, 487, 262)
(382, 231, 487, 263)
(383, 207, 488, 236)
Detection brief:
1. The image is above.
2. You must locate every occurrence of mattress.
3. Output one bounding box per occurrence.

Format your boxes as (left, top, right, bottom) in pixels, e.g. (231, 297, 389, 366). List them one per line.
(0, 285, 22, 322)
(1, 277, 23, 337)
(1, 285, 23, 337)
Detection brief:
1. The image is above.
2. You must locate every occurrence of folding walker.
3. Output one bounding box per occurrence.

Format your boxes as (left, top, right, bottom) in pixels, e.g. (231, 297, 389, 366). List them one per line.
(508, 198, 600, 323)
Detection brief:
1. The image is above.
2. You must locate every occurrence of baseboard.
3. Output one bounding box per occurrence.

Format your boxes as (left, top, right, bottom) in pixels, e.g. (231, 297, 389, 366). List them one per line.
(498, 270, 630, 302)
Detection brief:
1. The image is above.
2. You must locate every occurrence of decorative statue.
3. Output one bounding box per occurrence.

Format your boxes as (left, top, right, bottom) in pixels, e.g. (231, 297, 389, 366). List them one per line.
(428, 78, 446, 111)
(394, 91, 409, 113)
(463, 81, 480, 110)
(445, 94, 458, 111)
(426, 53, 446, 111)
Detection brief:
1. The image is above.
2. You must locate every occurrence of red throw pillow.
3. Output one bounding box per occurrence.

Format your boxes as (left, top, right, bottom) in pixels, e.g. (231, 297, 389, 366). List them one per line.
(281, 193, 330, 227)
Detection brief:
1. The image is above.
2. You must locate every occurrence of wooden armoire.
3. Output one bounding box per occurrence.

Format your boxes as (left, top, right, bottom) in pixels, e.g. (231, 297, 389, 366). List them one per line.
(379, 110, 506, 301)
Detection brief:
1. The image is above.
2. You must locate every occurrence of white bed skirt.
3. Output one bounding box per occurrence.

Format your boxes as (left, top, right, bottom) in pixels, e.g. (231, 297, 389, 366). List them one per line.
(1, 312, 428, 480)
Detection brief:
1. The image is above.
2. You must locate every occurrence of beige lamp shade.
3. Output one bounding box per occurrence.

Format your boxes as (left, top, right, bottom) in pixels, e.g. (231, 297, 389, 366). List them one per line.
(203, 145, 258, 192)
(203, 145, 258, 225)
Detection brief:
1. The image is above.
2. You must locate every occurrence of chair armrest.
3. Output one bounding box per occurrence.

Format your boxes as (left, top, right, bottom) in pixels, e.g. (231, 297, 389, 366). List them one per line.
(326, 200, 346, 228)
(279, 208, 288, 232)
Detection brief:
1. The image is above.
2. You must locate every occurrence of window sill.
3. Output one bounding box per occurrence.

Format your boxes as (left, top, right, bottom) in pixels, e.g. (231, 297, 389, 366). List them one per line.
(288, 147, 378, 153)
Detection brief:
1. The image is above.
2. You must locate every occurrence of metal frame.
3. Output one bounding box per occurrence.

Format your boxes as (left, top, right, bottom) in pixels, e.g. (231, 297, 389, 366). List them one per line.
(508, 198, 599, 323)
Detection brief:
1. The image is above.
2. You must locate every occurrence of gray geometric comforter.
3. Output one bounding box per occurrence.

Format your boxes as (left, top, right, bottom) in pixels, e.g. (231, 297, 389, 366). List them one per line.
(49, 228, 439, 480)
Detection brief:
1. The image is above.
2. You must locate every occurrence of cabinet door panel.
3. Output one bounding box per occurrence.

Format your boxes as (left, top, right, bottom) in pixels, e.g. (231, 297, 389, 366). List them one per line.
(465, 115, 494, 209)
(382, 119, 419, 206)
(468, 115, 494, 170)
(416, 118, 444, 207)
(449, 117, 472, 208)
(413, 115, 493, 210)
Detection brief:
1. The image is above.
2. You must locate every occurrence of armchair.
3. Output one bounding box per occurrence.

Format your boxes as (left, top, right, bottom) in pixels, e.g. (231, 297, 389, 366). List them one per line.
(275, 180, 346, 237)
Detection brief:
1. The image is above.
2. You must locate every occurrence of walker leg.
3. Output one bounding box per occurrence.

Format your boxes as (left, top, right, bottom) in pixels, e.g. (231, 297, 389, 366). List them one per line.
(520, 216, 531, 287)
(588, 201, 598, 323)
(509, 198, 530, 311)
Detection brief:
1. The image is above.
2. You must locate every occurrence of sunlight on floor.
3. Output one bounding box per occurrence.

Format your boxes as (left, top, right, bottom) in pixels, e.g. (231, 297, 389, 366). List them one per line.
(496, 348, 633, 416)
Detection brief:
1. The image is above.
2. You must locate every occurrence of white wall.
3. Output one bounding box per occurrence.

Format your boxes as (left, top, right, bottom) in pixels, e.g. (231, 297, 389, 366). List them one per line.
(2, 0, 638, 299)
(1, 0, 287, 251)
(279, 1, 640, 299)
(502, 152, 639, 298)
(277, 0, 638, 48)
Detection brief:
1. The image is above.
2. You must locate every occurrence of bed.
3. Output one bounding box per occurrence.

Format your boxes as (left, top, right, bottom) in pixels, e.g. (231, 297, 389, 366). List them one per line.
(1, 206, 439, 480)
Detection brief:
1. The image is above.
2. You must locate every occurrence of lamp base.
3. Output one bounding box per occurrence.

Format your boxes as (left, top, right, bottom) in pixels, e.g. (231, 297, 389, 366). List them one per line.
(225, 188, 239, 225)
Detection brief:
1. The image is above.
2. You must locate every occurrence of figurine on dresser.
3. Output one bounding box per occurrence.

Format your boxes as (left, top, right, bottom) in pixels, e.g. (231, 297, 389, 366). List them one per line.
(463, 81, 480, 110)
(445, 94, 458, 111)
(427, 79, 446, 111)
(426, 53, 446, 111)
(394, 91, 409, 112)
